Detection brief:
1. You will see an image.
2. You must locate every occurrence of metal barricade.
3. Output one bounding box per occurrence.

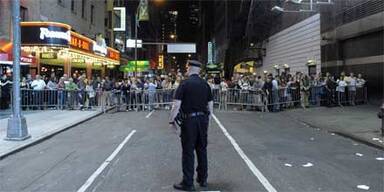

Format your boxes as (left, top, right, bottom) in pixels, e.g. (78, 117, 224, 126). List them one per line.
(18, 89, 102, 111)
(10, 85, 369, 113)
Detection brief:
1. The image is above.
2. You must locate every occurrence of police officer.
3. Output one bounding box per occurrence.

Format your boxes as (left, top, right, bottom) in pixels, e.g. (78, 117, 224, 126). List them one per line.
(169, 60, 213, 191)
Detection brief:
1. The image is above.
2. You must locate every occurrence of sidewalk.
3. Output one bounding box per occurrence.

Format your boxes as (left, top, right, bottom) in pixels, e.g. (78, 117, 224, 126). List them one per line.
(0, 110, 103, 159)
(283, 105, 383, 149)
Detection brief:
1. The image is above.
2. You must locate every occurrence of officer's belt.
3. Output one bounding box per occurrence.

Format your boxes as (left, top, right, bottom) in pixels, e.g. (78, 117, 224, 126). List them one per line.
(187, 112, 206, 118)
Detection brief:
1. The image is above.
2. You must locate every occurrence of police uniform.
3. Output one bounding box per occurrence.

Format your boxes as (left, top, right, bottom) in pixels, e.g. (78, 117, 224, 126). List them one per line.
(170, 60, 213, 191)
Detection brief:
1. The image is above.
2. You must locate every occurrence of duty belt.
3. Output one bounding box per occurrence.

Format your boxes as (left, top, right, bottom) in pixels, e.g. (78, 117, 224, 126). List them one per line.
(187, 112, 206, 118)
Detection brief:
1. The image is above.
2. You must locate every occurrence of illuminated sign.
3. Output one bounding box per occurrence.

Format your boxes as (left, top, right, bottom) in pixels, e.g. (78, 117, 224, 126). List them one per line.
(120, 60, 149, 72)
(40, 52, 58, 59)
(158, 54, 164, 69)
(71, 58, 85, 63)
(107, 49, 120, 61)
(21, 25, 70, 46)
(39, 27, 70, 41)
(20, 57, 33, 63)
(70, 33, 92, 53)
(93, 42, 107, 56)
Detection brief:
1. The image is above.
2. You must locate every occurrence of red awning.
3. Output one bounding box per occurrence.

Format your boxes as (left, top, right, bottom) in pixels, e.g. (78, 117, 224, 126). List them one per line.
(0, 42, 36, 64)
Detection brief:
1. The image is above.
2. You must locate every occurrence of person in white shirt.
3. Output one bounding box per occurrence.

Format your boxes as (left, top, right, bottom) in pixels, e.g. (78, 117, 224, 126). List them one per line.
(271, 76, 280, 112)
(347, 73, 357, 105)
(31, 75, 46, 90)
(336, 76, 347, 106)
(30, 75, 46, 109)
(356, 73, 366, 88)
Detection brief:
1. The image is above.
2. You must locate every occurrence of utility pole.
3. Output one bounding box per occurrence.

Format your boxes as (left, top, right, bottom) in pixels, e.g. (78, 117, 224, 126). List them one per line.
(6, 0, 30, 141)
(135, 13, 138, 76)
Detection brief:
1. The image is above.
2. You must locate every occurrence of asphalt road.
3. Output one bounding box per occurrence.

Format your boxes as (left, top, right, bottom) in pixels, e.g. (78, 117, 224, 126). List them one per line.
(0, 110, 383, 192)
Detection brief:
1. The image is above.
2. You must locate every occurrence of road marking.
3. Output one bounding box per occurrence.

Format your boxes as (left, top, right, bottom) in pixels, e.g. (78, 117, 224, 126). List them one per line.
(146, 110, 155, 118)
(212, 114, 277, 192)
(77, 130, 136, 192)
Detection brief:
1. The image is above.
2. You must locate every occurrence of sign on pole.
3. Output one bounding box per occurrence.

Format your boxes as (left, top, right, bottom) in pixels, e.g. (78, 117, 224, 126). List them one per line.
(126, 39, 142, 48)
(167, 43, 196, 53)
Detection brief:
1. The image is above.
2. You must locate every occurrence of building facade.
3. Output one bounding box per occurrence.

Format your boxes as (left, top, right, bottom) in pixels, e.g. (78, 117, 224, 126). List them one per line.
(320, 0, 383, 101)
(0, 0, 119, 78)
(261, 14, 321, 76)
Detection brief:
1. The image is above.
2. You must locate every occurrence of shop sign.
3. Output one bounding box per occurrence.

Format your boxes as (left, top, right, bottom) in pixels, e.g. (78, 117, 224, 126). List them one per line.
(93, 62, 102, 66)
(119, 60, 149, 72)
(21, 25, 70, 46)
(20, 56, 33, 63)
(93, 42, 107, 56)
(208, 42, 213, 64)
(107, 49, 120, 61)
(40, 28, 70, 41)
(72, 58, 85, 63)
(158, 54, 164, 69)
(40, 52, 58, 59)
(70, 33, 92, 53)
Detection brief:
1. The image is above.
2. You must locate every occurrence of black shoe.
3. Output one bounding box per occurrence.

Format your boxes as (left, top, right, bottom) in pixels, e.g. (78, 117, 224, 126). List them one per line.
(196, 178, 207, 187)
(173, 182, 195, 191)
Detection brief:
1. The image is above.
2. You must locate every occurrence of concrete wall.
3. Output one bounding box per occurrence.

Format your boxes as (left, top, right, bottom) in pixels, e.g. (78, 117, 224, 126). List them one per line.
(259, 14, 321, 76)
(0, 0, 12, 40)
(0, 0, 105, 41)
(38, 0, 105, 38)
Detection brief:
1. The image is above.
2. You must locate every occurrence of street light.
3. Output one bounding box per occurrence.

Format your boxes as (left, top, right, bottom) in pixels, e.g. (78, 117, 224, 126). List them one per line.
(170, 34, 176, 39)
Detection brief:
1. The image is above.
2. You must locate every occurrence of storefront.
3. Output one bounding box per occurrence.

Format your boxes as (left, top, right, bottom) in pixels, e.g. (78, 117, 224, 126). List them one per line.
(17, 21, 120, 79)
(234, 61, 255, 74)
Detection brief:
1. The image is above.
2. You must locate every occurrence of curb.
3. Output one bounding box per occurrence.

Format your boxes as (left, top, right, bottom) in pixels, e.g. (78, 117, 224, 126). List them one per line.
(333, 131, 384, 150)
(291, 116, 384, 150)
(0, 108, 111, 160)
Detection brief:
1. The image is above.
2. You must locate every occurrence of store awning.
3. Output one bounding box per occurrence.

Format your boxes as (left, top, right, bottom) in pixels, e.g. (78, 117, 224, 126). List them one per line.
(0, 42, 36, 65)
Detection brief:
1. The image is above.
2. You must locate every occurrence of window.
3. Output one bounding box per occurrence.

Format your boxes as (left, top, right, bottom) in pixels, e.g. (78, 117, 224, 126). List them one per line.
(71, 0, 75, 12)
(90, 5, 94, 24)
(308, 65, 317, 76)
(81, 0, 86, 18)
(20, 6, 28, 21)
(57, 0, 64, 7)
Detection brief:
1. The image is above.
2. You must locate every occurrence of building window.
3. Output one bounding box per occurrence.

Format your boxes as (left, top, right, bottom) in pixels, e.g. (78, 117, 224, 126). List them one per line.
(308, 65, 317, 76)
(71, 0, 75, 12)
(20, 6, 28, 21)
(81, 0, 86, 18)
(91, 5, 94, 24)
(57, 0, 64, 7)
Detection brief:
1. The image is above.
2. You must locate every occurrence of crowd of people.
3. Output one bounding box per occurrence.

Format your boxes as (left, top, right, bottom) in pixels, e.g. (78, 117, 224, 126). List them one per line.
(205, 71, 367, 112)
(0, 70, 367, 112)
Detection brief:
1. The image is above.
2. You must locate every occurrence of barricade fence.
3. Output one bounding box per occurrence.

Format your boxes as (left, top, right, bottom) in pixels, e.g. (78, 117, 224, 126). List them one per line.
(10, 86, 368, 112)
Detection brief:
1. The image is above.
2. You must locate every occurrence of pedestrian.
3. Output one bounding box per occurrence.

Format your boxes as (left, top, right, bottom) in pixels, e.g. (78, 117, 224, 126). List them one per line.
(336, 76, 347, 106)
(300, 74, 310, 108)
(169, 60, 213, 191)
(31, 75, 46, 110)
(347, 72, 357, 106)
(0, 74, 12, 109)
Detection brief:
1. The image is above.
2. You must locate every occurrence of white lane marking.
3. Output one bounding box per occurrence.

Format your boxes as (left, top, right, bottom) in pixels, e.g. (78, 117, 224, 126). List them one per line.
(212, 114, 277, 192)
(77, 130, 136, 192)
(357, 185, 370, 190)
(375, 157, 384, 161)
(284, 163, 293, 167)
(302, 163, 314, 167)
(355, 153, 364, 157)
(145, 110, 155, 118)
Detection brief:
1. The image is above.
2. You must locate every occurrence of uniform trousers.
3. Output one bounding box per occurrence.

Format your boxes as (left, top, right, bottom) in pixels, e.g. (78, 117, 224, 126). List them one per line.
(180, 114, 209, 186)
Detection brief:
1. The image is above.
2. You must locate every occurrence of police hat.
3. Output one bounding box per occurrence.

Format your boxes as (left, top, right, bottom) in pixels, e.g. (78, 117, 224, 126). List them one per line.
(187, 60, 202, 68)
